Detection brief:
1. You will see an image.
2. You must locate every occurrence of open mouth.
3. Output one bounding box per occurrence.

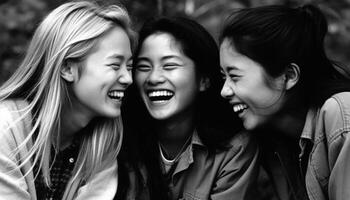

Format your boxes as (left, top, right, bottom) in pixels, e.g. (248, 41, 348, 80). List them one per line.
(233, 103, 248, 114)
(147, 90, 174, 102)
(108, 90, 124, 101)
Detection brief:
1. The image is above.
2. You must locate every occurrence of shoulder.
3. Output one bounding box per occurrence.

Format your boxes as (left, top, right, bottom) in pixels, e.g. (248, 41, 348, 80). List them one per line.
(0, 99, 31, 145)
(322, 92, 350, 111)
(0, 99, 29, 116)
(320, 92, 350, 126)
(0, 99, 30, 128)
(318, 92, 350, 140)
(0, 99, 24, 126)
(226, 130, 256, 153)
(214, 130, 257, 163)
(207, 130, 258, 182)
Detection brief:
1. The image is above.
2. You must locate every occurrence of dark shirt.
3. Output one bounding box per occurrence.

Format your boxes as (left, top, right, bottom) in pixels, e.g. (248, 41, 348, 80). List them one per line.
(34, 139, 80, 200)
(258, 130, 309, 200)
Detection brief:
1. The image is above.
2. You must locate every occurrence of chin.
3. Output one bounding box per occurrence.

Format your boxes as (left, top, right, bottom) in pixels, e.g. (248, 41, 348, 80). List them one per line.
(144, 105, 170, 119)
(149, 113, 170, 120)
(148, 109, 175, 120)
(242, 119, 260, 131)
(243, 124, 255, 131)
(103, 109, 121, 118)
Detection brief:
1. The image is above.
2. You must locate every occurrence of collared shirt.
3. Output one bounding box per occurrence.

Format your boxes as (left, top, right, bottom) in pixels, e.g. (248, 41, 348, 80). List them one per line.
(160, 130, 259, 200)
(0, 99, 119, 200)
(34, 138, 80, 200)
(260, 135, 309, 200)
(299, 92, 350, 200)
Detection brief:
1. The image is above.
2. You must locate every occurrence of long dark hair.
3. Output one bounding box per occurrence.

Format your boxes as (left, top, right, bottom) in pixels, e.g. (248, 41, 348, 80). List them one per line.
(117, 16, 241, 200)
(220, 4, 350, 110)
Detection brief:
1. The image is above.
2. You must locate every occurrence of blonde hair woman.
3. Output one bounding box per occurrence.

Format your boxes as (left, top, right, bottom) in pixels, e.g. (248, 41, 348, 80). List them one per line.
(0, 1, 134, 199)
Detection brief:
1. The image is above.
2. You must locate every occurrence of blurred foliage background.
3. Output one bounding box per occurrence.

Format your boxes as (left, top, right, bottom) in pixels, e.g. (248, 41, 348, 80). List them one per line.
(0, 0, 349, 85)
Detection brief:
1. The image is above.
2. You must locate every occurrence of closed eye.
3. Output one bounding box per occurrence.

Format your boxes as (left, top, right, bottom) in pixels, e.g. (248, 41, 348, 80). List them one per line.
(229, 74, 241, 82)
(108, 63, 121, 70)
(126, 64, 133, 71)
(163, 63, 179, 70)
(136, 64, 151, 71)
(126, 62, 133, 71)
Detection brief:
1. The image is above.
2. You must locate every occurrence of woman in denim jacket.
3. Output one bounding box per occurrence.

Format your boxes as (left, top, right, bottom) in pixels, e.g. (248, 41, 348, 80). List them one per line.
(219, 4, 350, 200)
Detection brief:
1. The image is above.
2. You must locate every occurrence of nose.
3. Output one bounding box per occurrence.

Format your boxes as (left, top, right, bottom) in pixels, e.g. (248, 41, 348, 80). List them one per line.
(118, 66, 132, 86)
(147, 68, 166, 85)
(221, 79, 234, 99)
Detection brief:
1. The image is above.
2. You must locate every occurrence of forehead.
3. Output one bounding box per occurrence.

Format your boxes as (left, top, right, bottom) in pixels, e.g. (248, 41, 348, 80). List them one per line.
(220, 39, 265, 74)
(220, 39, 242, 59)
(140, 33, 183, 55)
(97, 26, 131, 52)
(81, 26, 132, 69)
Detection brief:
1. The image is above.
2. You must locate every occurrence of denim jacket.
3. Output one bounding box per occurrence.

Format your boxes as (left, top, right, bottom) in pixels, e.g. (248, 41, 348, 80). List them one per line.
(300, 92, 350, 200)
(263, 92, 350, 200)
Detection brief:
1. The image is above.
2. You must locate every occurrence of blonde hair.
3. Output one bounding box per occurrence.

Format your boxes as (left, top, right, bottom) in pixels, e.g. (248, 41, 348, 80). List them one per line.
(0, 0, 135, 198)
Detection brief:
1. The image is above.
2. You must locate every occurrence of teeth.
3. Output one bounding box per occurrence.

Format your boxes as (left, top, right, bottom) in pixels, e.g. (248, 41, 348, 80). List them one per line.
(108, 91, 124, 99)
(233, 104, 248, 113)
(148, 90, 173, 97)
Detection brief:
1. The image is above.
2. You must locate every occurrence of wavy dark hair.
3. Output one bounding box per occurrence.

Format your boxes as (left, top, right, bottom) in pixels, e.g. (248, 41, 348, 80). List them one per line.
(220, 4, 350, 110)
(116, 16, 242, 200)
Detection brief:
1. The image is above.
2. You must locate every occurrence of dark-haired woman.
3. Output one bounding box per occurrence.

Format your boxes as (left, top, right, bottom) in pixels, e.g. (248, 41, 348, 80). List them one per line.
(117, 16, 259, 200)
(220, 4, 350, 200)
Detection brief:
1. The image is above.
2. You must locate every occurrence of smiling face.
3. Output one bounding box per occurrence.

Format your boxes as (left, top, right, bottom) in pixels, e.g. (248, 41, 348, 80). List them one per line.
(134, 33, 202, 121)
(220, 39, 286, 130)
(69, 26, 133, 119)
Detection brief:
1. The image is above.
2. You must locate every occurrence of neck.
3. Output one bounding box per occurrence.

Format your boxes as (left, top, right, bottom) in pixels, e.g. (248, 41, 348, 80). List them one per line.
(270, 106, 309, 139)
(60, 104, 91, 150)
(156, 111, 195, 159)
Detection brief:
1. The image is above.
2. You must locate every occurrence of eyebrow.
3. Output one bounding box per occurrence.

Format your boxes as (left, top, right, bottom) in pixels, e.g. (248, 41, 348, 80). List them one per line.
(106, 53, 132, 61)
(161, 55, 181, 61)
(226, 66, 241, 72)
(136, 57, 150, 63)
(137, 55, 182, 62)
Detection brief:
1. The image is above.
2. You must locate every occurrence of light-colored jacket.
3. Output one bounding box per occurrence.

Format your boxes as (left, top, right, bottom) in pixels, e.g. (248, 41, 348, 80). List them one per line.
(301, 92, 350, 200)
(0, 99, 118, 200)
(263, 92, 350, 200)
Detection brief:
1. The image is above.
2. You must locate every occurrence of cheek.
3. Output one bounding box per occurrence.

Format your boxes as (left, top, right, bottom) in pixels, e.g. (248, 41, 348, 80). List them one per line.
(76, 69, 114, 93)
(236, 80, 270, 102)
(176, 69, 199, 87)
(106, 71, 119, 82)
(234, 82, 251, 97)
(180, 79, 201, 102)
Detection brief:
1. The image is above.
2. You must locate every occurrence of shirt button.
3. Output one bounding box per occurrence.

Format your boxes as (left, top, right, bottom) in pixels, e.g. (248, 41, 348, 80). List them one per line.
(69, 158, 74, 163)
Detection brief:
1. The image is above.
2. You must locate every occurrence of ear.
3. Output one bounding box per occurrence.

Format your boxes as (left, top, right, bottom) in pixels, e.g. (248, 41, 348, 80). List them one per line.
(284, 63, 300, 90)
(199, 76, 210, 92)
(61, 62, 77, 82)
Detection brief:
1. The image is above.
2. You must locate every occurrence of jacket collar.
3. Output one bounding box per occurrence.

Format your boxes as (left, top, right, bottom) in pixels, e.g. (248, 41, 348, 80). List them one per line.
(192, 130, 205, 147)
(170, 130, 206, 180)
(299, 108, 318, 158)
